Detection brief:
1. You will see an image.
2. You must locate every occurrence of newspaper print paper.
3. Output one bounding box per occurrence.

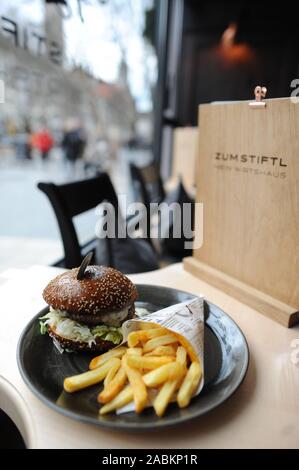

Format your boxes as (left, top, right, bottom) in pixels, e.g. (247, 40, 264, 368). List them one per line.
(116, 297, 204, 414)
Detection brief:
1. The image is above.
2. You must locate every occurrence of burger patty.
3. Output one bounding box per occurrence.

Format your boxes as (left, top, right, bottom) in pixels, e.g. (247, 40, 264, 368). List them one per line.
(67, 303, 136, 326)
(48, 325, 115, 353)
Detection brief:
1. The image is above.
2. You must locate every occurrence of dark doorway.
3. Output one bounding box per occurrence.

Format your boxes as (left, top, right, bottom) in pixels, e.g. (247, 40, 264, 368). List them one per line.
(154, 0, 299, 174)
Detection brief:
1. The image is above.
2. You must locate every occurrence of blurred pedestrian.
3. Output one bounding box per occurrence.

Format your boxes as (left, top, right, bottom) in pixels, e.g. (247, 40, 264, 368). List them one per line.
(24, 122, 32, 160)
(62, 119, 86, 179)
(33, 128, 54, 161)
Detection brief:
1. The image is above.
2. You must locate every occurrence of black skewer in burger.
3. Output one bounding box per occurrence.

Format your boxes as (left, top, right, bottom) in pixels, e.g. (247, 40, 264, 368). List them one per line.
(40, 255, 138, 353)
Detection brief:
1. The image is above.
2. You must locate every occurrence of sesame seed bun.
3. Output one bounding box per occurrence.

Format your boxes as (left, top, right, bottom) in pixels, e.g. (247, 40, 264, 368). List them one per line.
(43, 265, 138, 319)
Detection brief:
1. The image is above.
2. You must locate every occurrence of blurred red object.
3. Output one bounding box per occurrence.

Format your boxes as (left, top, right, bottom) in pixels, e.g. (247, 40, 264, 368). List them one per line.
(31, 130, 54, 153)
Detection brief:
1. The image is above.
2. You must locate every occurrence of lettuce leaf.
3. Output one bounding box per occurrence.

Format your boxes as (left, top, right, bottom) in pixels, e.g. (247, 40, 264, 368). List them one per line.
(39, 308, 123, 346)
(39, 320, 48, 335)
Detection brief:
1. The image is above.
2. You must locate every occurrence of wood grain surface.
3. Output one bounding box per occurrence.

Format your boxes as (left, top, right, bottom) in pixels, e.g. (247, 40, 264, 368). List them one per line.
(185, 98, 299, 326)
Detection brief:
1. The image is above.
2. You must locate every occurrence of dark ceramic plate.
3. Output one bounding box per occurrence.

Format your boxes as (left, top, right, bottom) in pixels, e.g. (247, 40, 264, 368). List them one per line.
(17, 284, 249, 430)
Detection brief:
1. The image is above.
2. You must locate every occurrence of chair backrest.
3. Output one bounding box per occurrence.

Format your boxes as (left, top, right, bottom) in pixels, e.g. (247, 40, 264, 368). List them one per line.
(130, 162, 165, 208)
(38, 173, 118, 268)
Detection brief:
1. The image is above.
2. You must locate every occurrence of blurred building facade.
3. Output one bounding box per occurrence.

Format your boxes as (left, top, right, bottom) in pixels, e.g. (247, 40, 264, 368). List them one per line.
(0, 5, 136, 149)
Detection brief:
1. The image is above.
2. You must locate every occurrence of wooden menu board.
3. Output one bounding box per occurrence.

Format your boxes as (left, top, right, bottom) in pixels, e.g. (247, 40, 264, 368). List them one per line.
(184, 97, 299, 327)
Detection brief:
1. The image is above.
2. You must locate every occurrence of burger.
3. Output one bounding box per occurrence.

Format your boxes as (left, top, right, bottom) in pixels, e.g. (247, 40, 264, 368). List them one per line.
(39, 265, 138, 353)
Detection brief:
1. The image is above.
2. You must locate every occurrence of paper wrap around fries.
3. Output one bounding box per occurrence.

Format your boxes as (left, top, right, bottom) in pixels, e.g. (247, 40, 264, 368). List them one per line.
(116, 297, 204, 414)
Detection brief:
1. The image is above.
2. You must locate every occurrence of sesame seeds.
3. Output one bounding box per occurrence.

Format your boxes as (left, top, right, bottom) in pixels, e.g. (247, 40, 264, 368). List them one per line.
(43, 265, 138, 316)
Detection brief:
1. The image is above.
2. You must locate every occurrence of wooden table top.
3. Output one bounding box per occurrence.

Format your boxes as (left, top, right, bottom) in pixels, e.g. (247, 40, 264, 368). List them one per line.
(0, 263, 298, 449)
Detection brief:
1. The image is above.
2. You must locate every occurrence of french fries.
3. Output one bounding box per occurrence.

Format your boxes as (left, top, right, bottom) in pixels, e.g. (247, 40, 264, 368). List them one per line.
(143, 362, 185, 388)
(64, 322, 202, 418)
(103, 358, 121, 387)
(126, 355, 174, 370)
(98, 365, 127, 404)
(127, 328, 168, 347)
(138, 322, 160, 330)
(144, 345, 177, 357)
(176, 346, 187, 368)
(143, 334, 178, 353)
(122, 356, 147, 413)
(99, 385, 133, 415)
(89, 346, 127, 370)
(153, 377, 181, 417)
(126, 347, 143, 356)
(177, 361, 202, 408)
(172, 333, 198, 363)
(152, 346, 188, 417)
(64, 357, 120, 393)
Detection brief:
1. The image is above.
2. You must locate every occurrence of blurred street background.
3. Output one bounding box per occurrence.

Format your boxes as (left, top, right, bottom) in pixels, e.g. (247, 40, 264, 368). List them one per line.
(0, 0, 156, 270)
(1, 0, 298, 271)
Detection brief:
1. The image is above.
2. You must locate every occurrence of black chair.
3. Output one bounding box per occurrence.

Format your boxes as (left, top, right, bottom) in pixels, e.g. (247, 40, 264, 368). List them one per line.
(37, 173, 159, 273)
(130, 162, 165, 208)
(130, 162, 166, 241)
(129, 165, 194, 262)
